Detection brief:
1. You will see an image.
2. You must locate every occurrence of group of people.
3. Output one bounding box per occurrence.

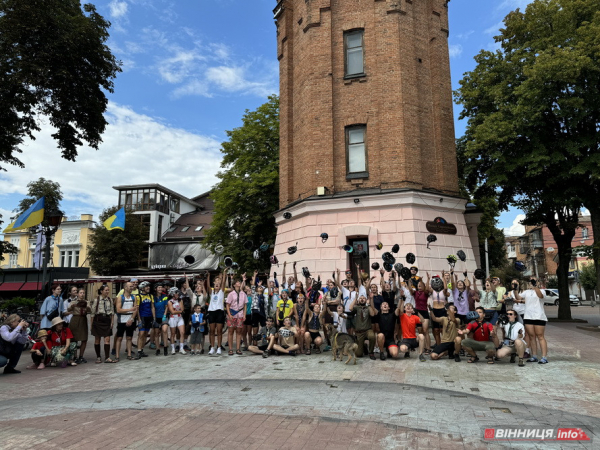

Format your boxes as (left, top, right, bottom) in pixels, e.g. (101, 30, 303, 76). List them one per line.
(0, 260, 550, 374)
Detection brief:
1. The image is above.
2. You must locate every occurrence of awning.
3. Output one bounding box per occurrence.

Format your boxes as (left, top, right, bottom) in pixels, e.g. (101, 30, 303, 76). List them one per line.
(0, 282, 26, 291)
(20, 282, 42, 291)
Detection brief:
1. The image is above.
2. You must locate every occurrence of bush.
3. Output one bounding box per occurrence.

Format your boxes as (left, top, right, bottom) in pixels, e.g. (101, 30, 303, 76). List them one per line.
(0, 297, 36, 313)
(580, 263, 597, 291)
(546, 276, 558, 289)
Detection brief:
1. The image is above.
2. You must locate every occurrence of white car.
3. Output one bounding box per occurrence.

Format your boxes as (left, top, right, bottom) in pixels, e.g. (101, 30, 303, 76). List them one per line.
(544, 289, 580, 306)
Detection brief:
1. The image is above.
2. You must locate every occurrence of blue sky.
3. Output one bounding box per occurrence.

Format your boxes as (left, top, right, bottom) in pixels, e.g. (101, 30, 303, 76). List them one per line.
(1, 0, 534, 235)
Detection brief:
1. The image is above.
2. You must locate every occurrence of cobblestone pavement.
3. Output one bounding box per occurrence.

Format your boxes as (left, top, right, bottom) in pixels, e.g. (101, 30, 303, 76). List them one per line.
(0, 321, 599, 449)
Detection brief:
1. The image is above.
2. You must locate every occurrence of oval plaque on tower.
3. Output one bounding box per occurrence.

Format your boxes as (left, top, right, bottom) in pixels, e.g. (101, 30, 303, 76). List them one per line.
(426, 217, 457, 235)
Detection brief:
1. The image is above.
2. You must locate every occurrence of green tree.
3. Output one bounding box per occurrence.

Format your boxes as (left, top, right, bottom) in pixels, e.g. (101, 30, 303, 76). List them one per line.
(453, 0, 595, 319)
(203, 96, 279, 273)
(580, 263, 597, 292)
(0, 0, 121, 170)
(15, 178, 64, 224)
(87, 207, 147, 276)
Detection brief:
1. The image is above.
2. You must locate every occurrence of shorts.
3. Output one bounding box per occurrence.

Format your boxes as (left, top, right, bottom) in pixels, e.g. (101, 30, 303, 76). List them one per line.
(346, 315, 355, 330)
(308, 331, 320, 342)
(456, 314, 467, 324)
(431, 341, 455, 356)
(399, 338, 419, 350)
(168, 315, 184, 328)
(461, 338, 495, 352)
(243, 315, 253, 326)
(189, 331, 204, 345)
(384, 336, 397, 349)
(208, 310, 225, 325)
(415, 309, 430, 321)
(258, 344, 269, 351)
(139, 316, 153, 332)
(431, 308, 447, 330)
(251, 313, 266, 328)
(524, 319, 547, 326)
(116, 322, 136, 338)
(227, 315, 244, 328)
(153, 317, 168, 328)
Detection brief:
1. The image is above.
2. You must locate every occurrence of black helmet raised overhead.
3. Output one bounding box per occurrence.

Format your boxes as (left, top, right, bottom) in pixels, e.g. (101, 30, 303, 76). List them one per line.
(302, 267, 311, 278)
(283, 212, 292, 220)
(514, 261, 526, 272)
(320, 233, 329, 243)
(383, 261, 393, 272)
(342, 245, 354, 253)
(382, 252, 395, 264)
(400, 267, 412, 280)
(391, 244, 400, 254)
(224, 256, 233, 267)
(406, 253, 416, 264)
(375, 242, 383, 250)
(457, 250, 467, 262)
(431, 276, 444, 292)
(474, 268, 486, 280)
(394, 263, 404, 273)
(371, 262, 380, 271)
(231, 262, 239, 270)
(287, 245, 297, 255)
(270, 255, 279, 265)
(426, 234, 437, 248)
(260, 242, 269, 252)
(243, 240, 253, 250)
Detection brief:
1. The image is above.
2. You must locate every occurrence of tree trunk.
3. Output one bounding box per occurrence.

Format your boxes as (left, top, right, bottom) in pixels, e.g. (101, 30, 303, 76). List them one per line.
(545, 216, 576, 321)
(586, 204, 600, 302)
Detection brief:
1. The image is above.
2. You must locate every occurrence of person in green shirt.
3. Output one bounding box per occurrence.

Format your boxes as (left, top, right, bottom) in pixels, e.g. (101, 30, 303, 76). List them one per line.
(349, 295, 377, 360)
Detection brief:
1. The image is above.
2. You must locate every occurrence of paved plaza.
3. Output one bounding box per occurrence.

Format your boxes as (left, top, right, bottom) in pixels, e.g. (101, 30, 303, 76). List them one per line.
(1, 306, 599, 449)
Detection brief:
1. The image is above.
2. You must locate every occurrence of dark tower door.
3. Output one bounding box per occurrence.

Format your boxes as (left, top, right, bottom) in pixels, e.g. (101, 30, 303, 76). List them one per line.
(348, 238, 369, 283)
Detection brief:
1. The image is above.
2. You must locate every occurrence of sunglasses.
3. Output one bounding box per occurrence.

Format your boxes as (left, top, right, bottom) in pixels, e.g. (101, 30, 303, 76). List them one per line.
(507, 313, 515, 316)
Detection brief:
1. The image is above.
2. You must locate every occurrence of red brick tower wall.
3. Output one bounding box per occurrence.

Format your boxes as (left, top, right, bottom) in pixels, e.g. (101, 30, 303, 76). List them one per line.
(276, 0, 459, 209)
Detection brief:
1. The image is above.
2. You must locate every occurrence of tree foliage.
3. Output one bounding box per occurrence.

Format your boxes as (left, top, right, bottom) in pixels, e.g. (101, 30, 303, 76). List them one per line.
(16, 177, 64, 222)
(0, 0, 121, 171)
(453, 0, 600, 318)
(580, 263, 597, 292)
(203, 96, 279, 273)
(87, 207, 147, 276)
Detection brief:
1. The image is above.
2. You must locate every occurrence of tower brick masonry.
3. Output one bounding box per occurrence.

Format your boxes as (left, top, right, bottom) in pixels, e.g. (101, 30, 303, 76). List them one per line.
(276, 0, 458, 209)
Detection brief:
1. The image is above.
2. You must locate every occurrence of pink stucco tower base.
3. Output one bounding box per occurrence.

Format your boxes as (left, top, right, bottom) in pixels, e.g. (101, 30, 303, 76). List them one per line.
(272, 190, 482, 278)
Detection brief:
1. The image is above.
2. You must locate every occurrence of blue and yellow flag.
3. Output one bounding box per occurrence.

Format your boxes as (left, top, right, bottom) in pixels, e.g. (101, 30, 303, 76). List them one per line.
(4, 197, 45, 232)
(103, 207, 125, 231)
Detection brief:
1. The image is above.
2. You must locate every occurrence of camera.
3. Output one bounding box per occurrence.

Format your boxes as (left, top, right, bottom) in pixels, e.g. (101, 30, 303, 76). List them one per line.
(252, 334, 262, 341)
(530, 279, 537, 286)
(497, 314, 509, 326)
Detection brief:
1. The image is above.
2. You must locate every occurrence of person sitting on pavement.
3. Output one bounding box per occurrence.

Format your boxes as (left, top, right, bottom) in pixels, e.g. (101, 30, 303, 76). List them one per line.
(429, 303, 462, 362)
(28, 330, 52, 370)
(0, 314, 29, 374)
(273, 317, 299, 356)
(376, 301, 399, 360)
(397, 301, 426, 362)
(48, 317, 78, 367)
(349, 294, 377, 360)
(459, 307, 497, 364)
(496, 310, 526, 367)
(247, 317, 277, 358)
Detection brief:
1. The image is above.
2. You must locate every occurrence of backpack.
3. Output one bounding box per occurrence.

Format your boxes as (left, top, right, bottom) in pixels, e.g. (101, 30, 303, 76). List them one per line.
(117, 295, 134, 321)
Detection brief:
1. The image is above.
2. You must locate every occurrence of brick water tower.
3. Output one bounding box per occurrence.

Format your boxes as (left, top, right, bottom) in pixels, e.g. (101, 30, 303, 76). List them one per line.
(271, 0, 481, 279)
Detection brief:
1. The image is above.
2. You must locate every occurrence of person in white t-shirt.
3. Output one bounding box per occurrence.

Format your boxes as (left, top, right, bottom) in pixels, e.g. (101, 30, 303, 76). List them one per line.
(281, 261, 297, 292)
(515, 278, 548, 364)
(207, 270, 226, 356)
(496, 309, 526, 366)
(336, 269, 357, 334)
(114, 282, 138, 360)
(332, 304, 348, 334)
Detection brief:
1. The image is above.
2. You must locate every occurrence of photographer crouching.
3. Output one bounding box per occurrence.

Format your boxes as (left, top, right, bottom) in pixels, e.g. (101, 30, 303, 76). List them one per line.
(495, 310, 526, 367)
(0, 314, 29, 374)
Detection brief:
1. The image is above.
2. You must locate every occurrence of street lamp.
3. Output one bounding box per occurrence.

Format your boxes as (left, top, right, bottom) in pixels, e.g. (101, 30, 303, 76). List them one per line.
(41, 213, 63, 297)
(484, 235, 496, 279)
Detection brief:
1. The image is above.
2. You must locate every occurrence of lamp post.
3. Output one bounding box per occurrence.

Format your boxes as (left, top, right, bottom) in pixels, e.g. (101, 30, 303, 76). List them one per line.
(484, 235, 496, 279)
(40, 213, 63, 297)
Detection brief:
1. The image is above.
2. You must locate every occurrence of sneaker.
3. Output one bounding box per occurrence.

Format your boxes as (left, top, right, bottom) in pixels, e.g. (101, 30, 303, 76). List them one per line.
(156, 350, 160, 356)
(527, 356, 539, 363)
(180, 349, 187, 355)
(149, 343, 156, 350)
(538, 357, 548, 364)
(37, 363, 45, 370)
(454, 354, 461, 362)
(171, 350, 176, 355)
(200, 348, 205, 354)
(289, 350, 297, 357)
(3, 367, 21, 374)
(216, 347, 222, 356)
(208, 347, 215, 356)
(510, 354, 516, 363)
(138, 351, 148, 358)
(404, 352, 410, 358)
(369, 353, 376, 360)
(26, 364, 37, 370)
(419, 354, 426, 362)
(323, 345, 331, 352)
(163, 347, 168, 356)
(380, 352, 387, 361)
(262, 351, 269, 358)
(518, 358, 525, 367)
(374, 346, 380, 354)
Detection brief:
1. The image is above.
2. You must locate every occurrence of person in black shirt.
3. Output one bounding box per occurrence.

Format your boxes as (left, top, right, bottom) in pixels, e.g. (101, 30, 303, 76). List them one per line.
(376, 301, 399, 360)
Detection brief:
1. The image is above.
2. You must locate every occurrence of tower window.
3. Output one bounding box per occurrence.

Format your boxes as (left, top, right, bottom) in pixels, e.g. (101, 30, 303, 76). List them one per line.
(346, 125, 368, 177)
(344, 30, 364, 77)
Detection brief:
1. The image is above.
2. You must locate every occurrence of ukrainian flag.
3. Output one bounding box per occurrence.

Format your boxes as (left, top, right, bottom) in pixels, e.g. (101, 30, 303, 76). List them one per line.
(4, 197, 45, 232)
(103, 207, 125, 231)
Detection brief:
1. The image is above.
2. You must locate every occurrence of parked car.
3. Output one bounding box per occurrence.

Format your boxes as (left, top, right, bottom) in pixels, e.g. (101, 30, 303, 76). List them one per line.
(543, 289, 580, 306)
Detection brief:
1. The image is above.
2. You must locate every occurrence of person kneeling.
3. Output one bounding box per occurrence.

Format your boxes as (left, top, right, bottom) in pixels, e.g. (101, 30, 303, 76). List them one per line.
(376, 301, 399, 360)
(248, 317, 277, 358)
(496, 310, 526, 367)
(273, 317, 299, 356)
(429, 303, 462, 362)
(27, 330, 52, 370)
(458, 307, 496, 364)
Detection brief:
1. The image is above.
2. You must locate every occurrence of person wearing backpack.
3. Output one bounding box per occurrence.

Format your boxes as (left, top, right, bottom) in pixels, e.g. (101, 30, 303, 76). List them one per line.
(40, 285, 64, 330)
(114, 282, 138, 361)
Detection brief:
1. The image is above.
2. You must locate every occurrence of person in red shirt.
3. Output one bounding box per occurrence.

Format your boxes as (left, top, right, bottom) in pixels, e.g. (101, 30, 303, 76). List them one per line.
(48, 317, 78, 368)
(458, 307, 496, 363)
(27, 330, 53, 370)
(396, 300, 426, 362)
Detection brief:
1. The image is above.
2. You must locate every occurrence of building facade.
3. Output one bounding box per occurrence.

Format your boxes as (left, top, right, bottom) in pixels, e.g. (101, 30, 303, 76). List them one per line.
(272, 0, 480, 278)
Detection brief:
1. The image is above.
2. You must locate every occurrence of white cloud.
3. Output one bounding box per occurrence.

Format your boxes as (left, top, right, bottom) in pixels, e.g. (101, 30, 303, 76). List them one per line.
(0, 103, 222, 215)
(498, 0, 534, 11)
(449, 44, 463, 58)
(109, 0, 129, 19)
(504, 214, 526, 237)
